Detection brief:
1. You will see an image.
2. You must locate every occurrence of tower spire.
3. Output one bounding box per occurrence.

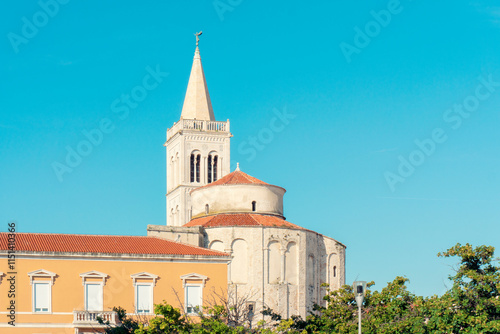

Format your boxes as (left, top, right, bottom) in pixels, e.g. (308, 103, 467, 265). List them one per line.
(165, 34, 231, 226)
(180, 32, 215, 121)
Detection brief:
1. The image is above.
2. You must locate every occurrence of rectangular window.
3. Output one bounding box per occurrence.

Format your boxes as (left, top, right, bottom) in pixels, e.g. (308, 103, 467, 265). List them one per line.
(85, 283, 103, 311)
(136, 284, 152, 314)
(186, 285, 202, 314)
(34, 282, 50, 312)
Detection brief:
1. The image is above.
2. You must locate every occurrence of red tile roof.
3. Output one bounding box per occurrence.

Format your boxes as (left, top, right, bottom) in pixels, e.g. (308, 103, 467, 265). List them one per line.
(193, 170, 268, 193)
(0, 233, 227, 257)
(184, 213, 304, 229)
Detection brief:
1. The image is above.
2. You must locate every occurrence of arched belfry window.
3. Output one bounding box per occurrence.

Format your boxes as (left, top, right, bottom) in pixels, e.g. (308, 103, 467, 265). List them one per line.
(251, 201, 256, 212)
(190, 155, 194, 182)
(207, 153, 218, 184)
(213, 156, 218, 181)
(190, 153, 200, 183)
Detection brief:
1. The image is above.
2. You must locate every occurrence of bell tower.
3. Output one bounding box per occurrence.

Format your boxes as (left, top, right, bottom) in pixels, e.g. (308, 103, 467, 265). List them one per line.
(165, 34, 232, 226)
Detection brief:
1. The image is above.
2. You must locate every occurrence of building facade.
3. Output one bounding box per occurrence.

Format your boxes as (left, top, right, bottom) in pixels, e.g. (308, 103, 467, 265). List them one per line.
(150, 43, 346, 320)
(0, 233, 229, 333)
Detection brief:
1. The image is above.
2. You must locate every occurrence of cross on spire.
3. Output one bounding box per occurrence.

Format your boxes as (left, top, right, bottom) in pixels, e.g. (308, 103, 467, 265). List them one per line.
(194, 31, 202, 47)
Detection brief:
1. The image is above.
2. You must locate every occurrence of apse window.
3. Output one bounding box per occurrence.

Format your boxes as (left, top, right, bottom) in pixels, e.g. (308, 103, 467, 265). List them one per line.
(247, 302, 256, 316)
(205, 204, 209, 214)
(252, 201, 256, 212)
(33, 282, 51, 313)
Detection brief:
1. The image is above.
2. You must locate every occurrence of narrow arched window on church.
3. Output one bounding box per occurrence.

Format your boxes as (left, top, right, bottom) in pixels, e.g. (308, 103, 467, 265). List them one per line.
(190, 154, 195, 183)
(207, 155, 213, 184)
(333, 266, 337, 278)
(252, 201, 256, 212)
(207, 153, 218, 184)
(308, 255, 315, 287)
(267, 241, 281, 284)
(196, 154, 200, 182)
(213, 155, 218, 181)
(205, 204, 209, 214)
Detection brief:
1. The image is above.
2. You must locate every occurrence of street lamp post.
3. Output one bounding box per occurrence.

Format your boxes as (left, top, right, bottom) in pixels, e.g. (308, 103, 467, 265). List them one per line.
(353, 281, 367, 334)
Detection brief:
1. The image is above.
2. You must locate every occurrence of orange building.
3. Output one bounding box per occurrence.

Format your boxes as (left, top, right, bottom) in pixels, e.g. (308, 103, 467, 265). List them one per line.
(0, 232, 229, 333)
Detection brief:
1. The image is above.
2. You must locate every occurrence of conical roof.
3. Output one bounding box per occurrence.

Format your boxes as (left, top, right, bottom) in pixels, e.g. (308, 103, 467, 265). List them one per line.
(207, 169, 268, 186)
(184, 213, 304, 230)
(180, 47, 215, 121)
(191, 168, 269, 194)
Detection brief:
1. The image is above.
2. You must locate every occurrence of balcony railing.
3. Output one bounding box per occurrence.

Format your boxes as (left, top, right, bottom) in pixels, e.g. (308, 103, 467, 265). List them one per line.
(73, 310, 119, 325)
(167, 119, 230, 141)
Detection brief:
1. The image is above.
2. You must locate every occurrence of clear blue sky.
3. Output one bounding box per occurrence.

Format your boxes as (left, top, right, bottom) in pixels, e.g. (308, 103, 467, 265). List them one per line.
(1, 0, 500, 298)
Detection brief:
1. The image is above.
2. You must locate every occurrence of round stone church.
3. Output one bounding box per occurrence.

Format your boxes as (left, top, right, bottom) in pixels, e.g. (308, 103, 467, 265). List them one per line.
(148, 41, 345, 320)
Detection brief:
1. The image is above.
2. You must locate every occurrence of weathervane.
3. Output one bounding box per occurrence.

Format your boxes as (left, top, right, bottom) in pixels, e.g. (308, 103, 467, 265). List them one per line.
(194, 31, 202, 47)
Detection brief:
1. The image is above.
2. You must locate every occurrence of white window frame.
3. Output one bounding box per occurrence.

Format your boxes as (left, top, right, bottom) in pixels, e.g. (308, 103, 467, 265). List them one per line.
(28, 269, 57, 285)
(135, 283, 154, 314)
(28, 269, 56, 314)
(184, 283, 203, 315)
(180, 273, 207, 315)
(79, 270, 108, 285)
(130, 272, 158, 315)
(32, 281, 51, 313)
(79, 271, 107, 312)
(84, 282, 104, 311)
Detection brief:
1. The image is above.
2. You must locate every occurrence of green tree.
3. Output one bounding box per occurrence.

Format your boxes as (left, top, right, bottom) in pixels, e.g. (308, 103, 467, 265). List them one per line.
(425, 243, 500, 333)
(192, 304, 246, 334)
(307, 277, 424, 334)
(135, 302, 191, 334)
(362, 277, 426, 334)
(97, 307, 140, 334)
(110, 243, 500, 334)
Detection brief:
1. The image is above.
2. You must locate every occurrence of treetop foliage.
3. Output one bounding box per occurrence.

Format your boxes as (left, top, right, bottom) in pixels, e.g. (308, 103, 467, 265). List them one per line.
(100, 243, 500, 334)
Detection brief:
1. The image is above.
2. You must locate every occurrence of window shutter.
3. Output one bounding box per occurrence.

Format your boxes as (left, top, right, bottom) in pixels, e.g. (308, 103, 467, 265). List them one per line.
(86, 284, 103, 311)
(186, 286, 201, 313)
(136, 285, 152, 313)
(34, 282, 50, 311)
